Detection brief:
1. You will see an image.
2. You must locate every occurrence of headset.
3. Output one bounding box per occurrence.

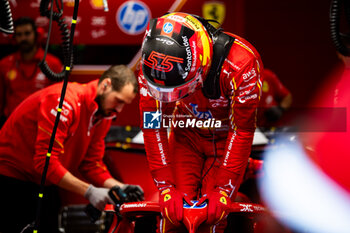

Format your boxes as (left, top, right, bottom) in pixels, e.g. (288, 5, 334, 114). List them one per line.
(192, 14, 235, 100)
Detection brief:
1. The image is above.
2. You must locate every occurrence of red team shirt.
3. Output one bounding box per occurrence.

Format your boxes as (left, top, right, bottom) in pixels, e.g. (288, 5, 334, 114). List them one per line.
(0, 80, 113, 186)
(257, 69, 290, 126)
(259, 69, 290, 109)
(0, 47, 62, 117)
(139, 33, 263, 188)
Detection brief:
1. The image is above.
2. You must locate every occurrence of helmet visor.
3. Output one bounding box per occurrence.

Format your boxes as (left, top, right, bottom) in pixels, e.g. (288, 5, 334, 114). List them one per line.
(146, 69, 202, 102)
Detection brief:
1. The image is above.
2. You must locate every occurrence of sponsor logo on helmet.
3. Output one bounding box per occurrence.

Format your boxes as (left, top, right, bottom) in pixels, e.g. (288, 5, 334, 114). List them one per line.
(167, 14, 186, 23)
(163, 22, 173, 33)
(184, 15, 202, 31)
(116, 1, 151, 35)
(191, 41, 197, 72)
(155, 37, 174, 45)
(143, 51, 183, 72)
(182, 36, 192, 72)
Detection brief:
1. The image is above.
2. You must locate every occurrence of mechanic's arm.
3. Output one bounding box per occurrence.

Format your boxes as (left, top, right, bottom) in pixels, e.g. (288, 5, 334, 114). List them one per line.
(103, 177, 125, 189)
(34, 94, 75, 185)
(269, 70, 292, 110)
(79, 120, 143, 202)
(280, 93, 292, 110)
(78, 120, 114, 187)
(56, 173, 124, 195)
(58, 171, 90, 196)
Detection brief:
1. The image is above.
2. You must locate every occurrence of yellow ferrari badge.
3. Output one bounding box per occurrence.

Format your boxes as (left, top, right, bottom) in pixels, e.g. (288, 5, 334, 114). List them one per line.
(164, 194, 172, 202)
(202, 2, 226, 28)
(219, 196, 227, 205)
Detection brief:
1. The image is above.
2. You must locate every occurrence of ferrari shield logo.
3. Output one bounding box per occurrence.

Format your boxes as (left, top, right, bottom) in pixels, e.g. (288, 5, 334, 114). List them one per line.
(202, 2, 226, 27)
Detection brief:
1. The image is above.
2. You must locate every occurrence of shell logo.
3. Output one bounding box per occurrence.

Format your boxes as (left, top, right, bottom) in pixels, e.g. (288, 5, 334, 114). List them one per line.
(90, 0, 104, 9)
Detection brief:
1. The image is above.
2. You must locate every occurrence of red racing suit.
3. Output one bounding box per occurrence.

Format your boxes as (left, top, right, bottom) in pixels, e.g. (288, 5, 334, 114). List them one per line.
(0, 47, 62, 118)
(0, 80, 113, 187)
(139, 33, 263, 232)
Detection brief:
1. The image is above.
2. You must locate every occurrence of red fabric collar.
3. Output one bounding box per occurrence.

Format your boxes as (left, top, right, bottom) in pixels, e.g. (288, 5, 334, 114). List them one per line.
(14, 47, 44, 62)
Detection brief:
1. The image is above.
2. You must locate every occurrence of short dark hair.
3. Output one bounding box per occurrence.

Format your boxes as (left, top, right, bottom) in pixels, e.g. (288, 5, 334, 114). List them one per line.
(99, 65, 138, 93)
(14, 17, 37, 38)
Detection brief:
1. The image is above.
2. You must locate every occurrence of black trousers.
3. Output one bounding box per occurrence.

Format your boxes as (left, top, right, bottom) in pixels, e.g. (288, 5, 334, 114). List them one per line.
(0, 175, 60, 233)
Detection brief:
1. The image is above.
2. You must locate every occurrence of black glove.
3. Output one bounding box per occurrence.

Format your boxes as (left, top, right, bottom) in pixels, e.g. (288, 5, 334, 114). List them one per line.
(264, 106, 284, 122)
(122, 184, 144, 202)
(108, 184, 144, 204)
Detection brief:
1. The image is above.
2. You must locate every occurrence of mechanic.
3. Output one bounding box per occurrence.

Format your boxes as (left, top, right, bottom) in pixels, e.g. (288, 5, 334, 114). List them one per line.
(0, 65, 143, 233)
(139, 12, 263, 232)
(257, 69, 292, 127)
(0, 17, 63, 128)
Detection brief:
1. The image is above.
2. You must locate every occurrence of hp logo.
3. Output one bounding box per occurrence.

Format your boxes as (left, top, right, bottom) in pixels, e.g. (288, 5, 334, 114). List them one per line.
(163, 22, 173, 33)
(117, 1, 151, 35)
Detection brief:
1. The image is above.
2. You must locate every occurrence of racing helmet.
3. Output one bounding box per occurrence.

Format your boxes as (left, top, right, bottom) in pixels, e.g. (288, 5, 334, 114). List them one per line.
(141, 12, 213, 102)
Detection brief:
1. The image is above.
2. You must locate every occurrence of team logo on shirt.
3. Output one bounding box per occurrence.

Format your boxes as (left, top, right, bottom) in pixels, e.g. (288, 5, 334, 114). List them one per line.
(6, 69, 17, 81)
(262, 80, 269, 92)
(189, 103, 213, 119)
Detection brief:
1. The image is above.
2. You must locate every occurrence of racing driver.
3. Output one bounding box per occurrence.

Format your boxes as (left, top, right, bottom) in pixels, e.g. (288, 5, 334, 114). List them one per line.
(138, 12, 263, 232)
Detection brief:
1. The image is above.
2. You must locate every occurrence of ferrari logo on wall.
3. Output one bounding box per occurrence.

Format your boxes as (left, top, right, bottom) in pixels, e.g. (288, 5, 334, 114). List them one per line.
(202, 1, 226, 28)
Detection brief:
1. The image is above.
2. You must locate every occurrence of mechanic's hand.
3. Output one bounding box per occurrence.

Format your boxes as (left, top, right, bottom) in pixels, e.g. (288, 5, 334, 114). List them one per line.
(265, 106, 284, 122)
(122, 184, 144, 202)
(159, 187, 184, 225)
(199, 188, 231, 225)
(84, 185, 114, 211)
